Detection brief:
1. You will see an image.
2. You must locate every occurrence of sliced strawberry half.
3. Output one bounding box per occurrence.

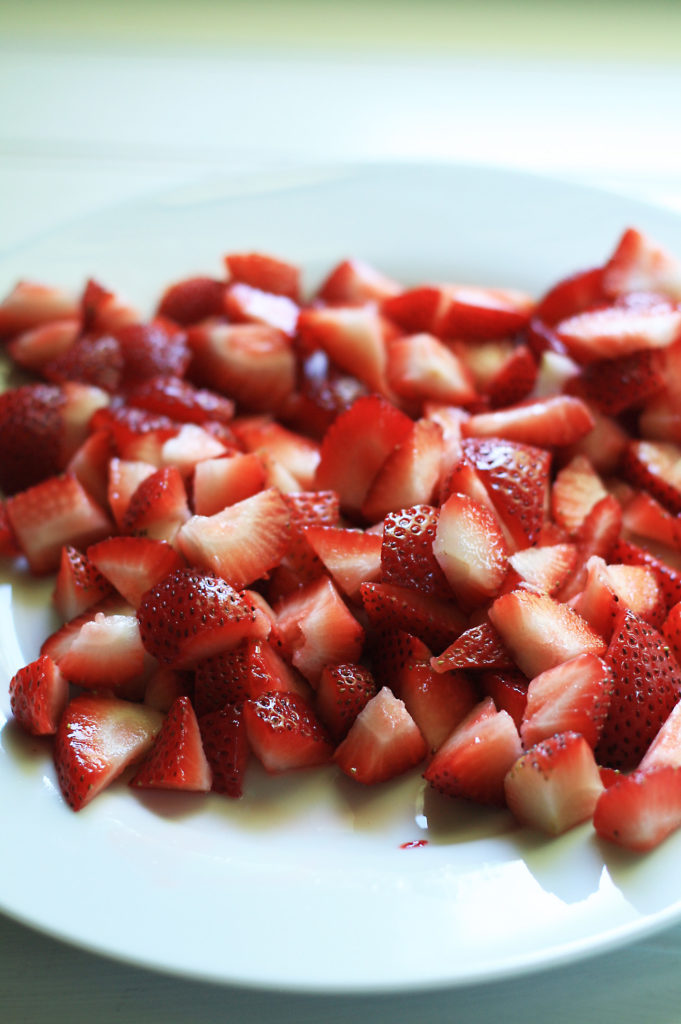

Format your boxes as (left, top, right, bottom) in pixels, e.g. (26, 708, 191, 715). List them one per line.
(125, 374, 235, 426)
(507, 543, 577, 596)
(225, 250, 301, 302)
(463, 395, 594, 448)
(334, 686, 427, 784)
(192, 453, 266, 516)
(504, 731, 604, 835)
(360, 581, 466, 652)
(520, 652, 613, 750)
(574, 556, 665, 639)
(193, 637, 307, 716)
(122, 465, 191, 543)
(198, 703, 250, 798)
(0, 280, 78, 339)
(602, 227, 681, 301)
(551, 454, 607, 535)
(9, 654, 69, 736)
(611, 537, 681, 611)
(385, 332, 477, 407)
(555, 299, 681, 363)
(621, 439, 681, 515)
(87, 535, 185, 608)
(317, 258, 400, 305)
(432, 492, 510, 607)
(380, 505, 451, 599)
(431, 620, 514, 673)
(243, 690, 333, 773)
(53, 544, 115, 621)
(395, 659, 478, 753)
(131, 696, 211, 793)
(360, 417, 443, 523)
(54, 694, 163, 810)
(156, 275, 226, 326)
(315, 663, 378, 742)
(593, 766, 681, 852)
(304, 526, 382, 602)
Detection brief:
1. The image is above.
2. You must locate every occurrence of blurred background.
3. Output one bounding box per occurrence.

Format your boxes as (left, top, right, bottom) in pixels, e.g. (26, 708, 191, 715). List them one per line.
(2, 0, 681, 254)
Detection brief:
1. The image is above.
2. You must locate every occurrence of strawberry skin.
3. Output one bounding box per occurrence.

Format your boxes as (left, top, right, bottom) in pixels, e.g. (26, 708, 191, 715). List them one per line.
(0, 383, 65, 494)
(54, 694, 163, 810)
(333, 686, 427, 784)
(243, 691, 333, 773)
(433, 492, 510, 607)
(593, 766, 681, 852)
(198, 704, 250, 798)
(380, 505, 451, 598)
(315, 663, 378, 741)
(137, 568, 270, 668)
(131, 696, 212, 792)
(520, 652, 613, 750)
(504, 731, 604, 835)
(432, 621, 514, 673)
(9, 655, 69, 736)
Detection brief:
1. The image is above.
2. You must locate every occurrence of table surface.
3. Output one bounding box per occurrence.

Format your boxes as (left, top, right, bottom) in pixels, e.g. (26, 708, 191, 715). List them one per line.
(2, 4, 681, 1021)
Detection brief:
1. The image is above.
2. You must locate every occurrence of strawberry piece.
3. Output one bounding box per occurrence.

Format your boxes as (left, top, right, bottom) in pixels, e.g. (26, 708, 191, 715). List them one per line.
(461, 437, 551, 548)
(114, 320, 192, 386)
(622, 490, 681, 551)
(80, 278, 139, 334)
(0, 382, 65, 494)
(360, 418, 443, 523)
(53, 544, 115, 621)
(438, 284, 533, 340)
(67, 428, 114, 510)
(193, 637, 307, 715)
(177, 487, 290, 587)
(54, 694, 163, 810)
(555, 300, 681, 363)
(156, 276, 226, 326)
(224, 282, 299, 336)
(122, 465, 191, 542)
(663, 603, 681, 666)
(298, 304, 396, 398)
(188, 322, 296, 413)
(87, 535, 185, 608)
(396, 659, 478, 753)
(304, 526, 382, 601)
(380, 505, 451, 599)
(94, 404, 178, 458)
(0, 280, 78, 338)
(504, 731, 604, 835)
(315, 663, 378, 741)
(433, 492, 510, 607)
(360, 581, 466, 652)
(284, 348, 367, 440)
(43, 333, 124, 392)
(225, 251, 301, 302)
(368, 628, 433, 688)
(621, 439, 681, 514)
(198, 704, 250, 797)
(9, 654, 69, 736)
(640, 700, 681, 772)
(611, 537, 681, 611)
(555, 494, 623, 602)
(602, 227, 681, 301)
(479, 669, 528, 729)
(520, 652, 613, 750)
(550, 454, 607, 535)
(125, 375, 235, 426)
(334, 686, 427, 784)
(463, 395, 594, 447)
(574, 348, 664, 415)
(561, 403, 629, 475)
(489, 588, 607, 680)
(157, 423, 230, 479)
(233, 417, 320, 490)
(385, 332, 477, 407)
(507, 543, 577, 596)
(574, 556, 665, 638)
(8, 317, 80, 373)
(593, 766, 681, 852)
(267, 488, 341, 595)
(314, 395, 413, 518)
(596, 607, 681, 770)
(243, 690, 333, 773)
(317, 258, 401, 305)
(107, 457, 157, 530)
(381, 285, 451, 335)
(6, 473, 112, 575)
(137, 569, 270, 669)
(144, 666, 193, 712)
(192, 453, 266, 516)
(423, 697, 522, 805)
(131, 696, 211, 792)
(274, 576, 365, 685)
(431, 620, 514, 673)
(533, 266, 606, 326)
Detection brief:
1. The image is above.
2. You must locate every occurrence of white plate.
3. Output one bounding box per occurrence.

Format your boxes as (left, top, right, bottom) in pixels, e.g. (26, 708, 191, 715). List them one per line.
(3, 162, 681, 995)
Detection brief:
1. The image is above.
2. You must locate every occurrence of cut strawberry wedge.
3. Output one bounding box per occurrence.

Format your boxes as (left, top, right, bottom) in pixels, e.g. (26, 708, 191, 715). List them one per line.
(431, 620, 514, 673)
(198, 703, 250, 798)
(297, 304, 395, 397)
(463, 395, 594, 448)
(317, 258, 401, 306)
(504, 731, 604, 835)
(361, 418, 444, 523)
(395, 659, 477, 753)
(304, 526, 382, 601)
(9, 655, 69, 736)
(87, 535, 185, 608)
(334, 686, 428, 784)
(555, 300, 681, 363)
(602, 227, 681, 301)
(225, 250, 301, 302)
(54, 694, 163, 810)
(193, 637, 308, 715)
(315, 663, 378, 741)
(53, 544, 115, 621)
(593, 766, 681, 852)
(243, 691, 333, 773)
(433, 492, 510, 607)
(360, 581, 466, 652)
(380, 505, 451, 599)
(621, 439, 681, 515)
(0, 280, 79, 338)
(131, 696, 212, 793)
(520, 652, 613, 750)
(385, 332, 477, 407)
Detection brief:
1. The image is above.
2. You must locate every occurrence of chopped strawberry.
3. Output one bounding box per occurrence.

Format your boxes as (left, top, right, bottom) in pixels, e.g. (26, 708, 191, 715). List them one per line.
(315, 663, 378, 741)
(9, 654, 69, 736)
(431, 620, 514, 673)
(479, 669, 528, 729)
(283, 348, 367, 440)
(192, 453, 266, 516)
(6, 473, 112, 575)
(520, 652, 613, 749)
(243, 691, 333, 773)
(334, 686, 427, 784)
(385, 332, 477, 407)
(198, 703, 250, 797)
(593, 766, 681, 851)
(381, 285, 451, 335)
(274, 576, 365, 685)
(555, 494, 623, 602)
(317, 258, 401, 305)
(107, 457, 157, 530)
(143, 666, 193, 712)
(461, 437, 551, 548)
(380, 505, 451, 599)
(611, 537, 681, 611)
(574, 556, 665, 638)
(43, 333, 124, 392)
(304, 526, 382, 601)
(7, 316, 80, 373)
(602, 227, 681, 301)
(54, 694, 163, 810)
(177, 487, 290, 587)
(551, 454, 607, 535)
(560, 403, 629, 475)
(156, 275, 226, 326)
(53, 544, 115, 620)
(433, 492, 510, 607)
(555, 299, 681, 363)
(137, 568, 270, 669)
(114, 320, 192, 387)
(297, 304, 396, 399)
(361, 418, 443, 523)
(125, 375, 235, 426)
(507, 543, 577, 596)
(131, 696, 211, 792)
(225, 251, 301, 302)
(314, 395, 413, 518)
(360, 581, 466, 652)
(80, 278, 139, 334)
(66, 428, 114, 511)
(188, 322, 296, 413)
(122, 465, 191, 543)
(596, 607, 681, 770)
(0, 280, 78, 338)
(395, 659, 478, 752)
(0, 382, 66, 495)
(621, 490, 681, 551)
(640, 699, 681, 772)
(533, 266, 606, 326)
(464, 395, 594, 448)
(621, 439, 681, 514)
(193, 637, 307, 716)
(573, 348, 664, 415)
(423, 697, 522, 805)
(87, 535, 185, 608)
(486, 343, 538, 408)
(368, 628, 433, 688)
(489, 588, 606, 680)
(504, 732, 604, 835)
(440, 284, 534, 340)
(233, 417, 320, 490)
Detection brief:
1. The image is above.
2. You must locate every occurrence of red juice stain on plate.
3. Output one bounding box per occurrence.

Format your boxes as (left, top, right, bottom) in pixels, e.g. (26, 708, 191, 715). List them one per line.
(399, 839, 429, 850)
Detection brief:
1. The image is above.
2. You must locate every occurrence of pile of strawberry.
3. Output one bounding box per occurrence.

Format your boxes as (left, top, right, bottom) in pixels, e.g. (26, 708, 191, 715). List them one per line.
(4, 229, 681, 853)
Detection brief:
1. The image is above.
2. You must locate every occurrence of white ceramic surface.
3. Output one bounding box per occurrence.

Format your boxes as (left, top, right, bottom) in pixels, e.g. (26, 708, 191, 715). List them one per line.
(3, 163, 681, 995)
